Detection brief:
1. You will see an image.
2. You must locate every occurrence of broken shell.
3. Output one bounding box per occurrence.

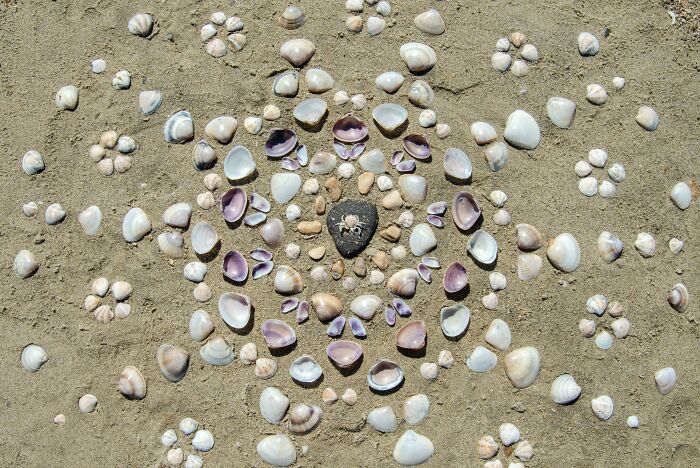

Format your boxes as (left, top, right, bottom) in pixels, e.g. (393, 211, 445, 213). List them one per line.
(546, 233, 581, 272)
(163, 110, 194, 144)
(191, 222, 219, 255)
(504, 346, 540, 388)
(21, 344, 48, 372)
(439, 304, 470, 338)
(485, 319, 511, 350)
(189, 309, 214, 342)
(199, 336, 234, 366)
(326, 340, 363, 368)
(467, 346, 497, 372)
(476, 435, 499, 459)
(311, 293, 343, 321)
(484, 142, 508, 172)
(414, 8, 445, 35)
(444, 148, 472, 181)
(504, 109, 541, 150)
(654, 367, 677, 395)
(452, 191, 481, 230)
(546, 97, 576, 129)
(591, 395, 614, 420)
(636, 105, 659, 131)
(586, 84, 608, 105)
(578, 32, 600, 56)
(22, 150, 44, 175)
(367, 359, 404, 392)
(393, 430, 434, 466)
(289, 355, 323, 384)
(387, 268, 419, 298)
(408, 80, 434, 108)
(514, 440, 534, 462)
(156, 344, 189, 383)
(118, 366, 146, 400)
(256, 434, 296, 467)
(467, 230, 498, 264)
(278, 5, 305, 29)
(218, 292, 252, 329)
(54, 85, 79, 111)
(667, 283, 689, 312)
(376, 71, 404, 93)
(280, 38, 316, 67)
(597, 231, 624, 262)
(128, 13, 153, 37)
(550, 373, 581, 404)
(395, 320, 426, 350)
(399, 42, 437, 73)
(443, 261, 468, 293)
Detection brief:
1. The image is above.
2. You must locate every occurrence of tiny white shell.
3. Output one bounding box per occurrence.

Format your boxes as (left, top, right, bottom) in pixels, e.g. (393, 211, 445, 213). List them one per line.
(22, 150, 45, 175)
(21, 344, 49, 372)
(550, 374, 581, 404)
(403, 394, 430, 424)
(78, 205, 102, 235)
(484, 319, 511, 350)
(375, 71, 405, 93)
(498, 423, 520, 446)
(45, 203, 66, 225)
(180, 417, 198, 435)
(112, 70, 132, 90)
(634, 232, 656, 257)
(636, 105, 659, 131)
(510, 60, 529, 77)
(594, 330, 613, 349)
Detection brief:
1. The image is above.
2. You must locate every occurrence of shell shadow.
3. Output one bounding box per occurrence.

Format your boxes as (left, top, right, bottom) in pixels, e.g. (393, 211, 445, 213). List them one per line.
(224, 218, 245, 230)
(333, 355, 364, 376)
(369, 378, 405, 395)
(445, 285, 471, 302)
(445, 174, 472, 185)
(397, 345, 427, 359)
(455, 215, 484, 236)
(292, 374, 324, 389)
(195, 240, 221, 262)
(295, 113, 328, 133)
(375, 119, 409, 139)
(269, 341, 298, 357)
(224, 306, 255, 336)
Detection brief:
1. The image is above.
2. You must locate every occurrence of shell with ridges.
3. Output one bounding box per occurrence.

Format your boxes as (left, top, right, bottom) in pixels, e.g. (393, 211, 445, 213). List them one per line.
(118, 366, 146, 400)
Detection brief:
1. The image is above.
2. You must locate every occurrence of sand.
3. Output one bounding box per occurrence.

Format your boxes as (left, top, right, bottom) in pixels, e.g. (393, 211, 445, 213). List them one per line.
(1, 0, 699, 466)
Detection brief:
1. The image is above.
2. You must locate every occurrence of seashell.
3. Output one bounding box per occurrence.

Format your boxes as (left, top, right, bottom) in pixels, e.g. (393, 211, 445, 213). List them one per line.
(270, 173, 302, 206)
(332, 115, 369, 145)
(408, 80, 434, 108)
(550, 373, 581, 405)
(225, 16, 244, 32)
(197, 192, 216, 210)
(258, 218, 284, 249)
(443, 261, 468, 294)
(272, 70, 299, 97)
(636, 105, 659, 131)
(280, 38, 316, 67)
(482, 141, 508, 172)
(546, 97, 576, 129)
(399, 42, 437, 73)
(607, 163, 626, 183)
(91, 58, 106, 73)
(514, 223, 543, 251)
(112, 154, 131, 173)
(307, 151, 336, 175)
(114, 303, 131, 319)
(244, 116, 262, 134)
(376, 0, 391, 15)
(434, 123, 450, 138)
(516, 253, 542, 280)
(393, 430, 434, 466)
(156, 344, 189, 383)
(261, 319, 297, 349)
(578, 32, 599, 56)
(491, 52, 512, 72)
(655, 367, 677, 395)
(189, 309, 214, 341)
(402, 134, 431, 160)
(438, 350, 454, 369)
(487, 191, 507, 209)
(372, 103, 408, 134)
(122, 208, 151, 243)
(367, 359, 404, 392)
(54, 85, 79, 110)
(368, 406, 398, 433)
(192, 430, 214, 452)
(588, 148, 608, 168)
(398, 174, 427, 203)
(471, 122, 497, 145)
(21, 150, 44, 175)
(220, 188, 247, 224)
(346, 15, 363, 32)
(443, 148, 472, 182)
(504, 109, 541, 150)
(162, 202, 192, 229)
(21, 344, 48, 372)
(22, 201, 39, 217)
(116, 135, 137, 154)
(256, 434, 296, 467)
(586, 84, 608, 105)
(349, 316, 367, 337)
(167, 448, 183, 465)
(91, 277, 109, 297)
(627, 416, 639, 429)
(193, 283, 212, 302)
(611, 76, 625, 91)
(667, 283, 689, 312)
(118, 366, 146, 400)
(302, 68, 334, 95)
(611, 317, 630, 339)
(200, 336, 234, 366)
(220, 148, 255, 183)
(288, 403, 323, 434)
(504, 346, 540, 388)
(414, 8, 445, 35)
(240, 342, 258, 364)
(96, 158, 114, 176)
(157, 232, 185, 258)
(575, 160, 593, 177)
(260, 387, 290, 424)
(510, 60, 528, 77)
(634, 232, 656, 257)
(358, 148, 386, 174)
(263, 104, 281, 121)
(326, 316, 345, 337)
(439, 304, 470, 338)
(78, 394, 98, 413)
(201, 23, 217, 41)
(467, 230, 498, 264)
(367, 16, 386, 36)
(669, 238, 684, 254)
(467, 346, 497, 372)
(163, 110, 194, 144)
(327, 340, 363, 368)
(489, 272, 507, 291)
(161, 429, 177, 447)
(350, 294, 382, 320)
(93, 304, 113, 323)
(476, 435, 499, 459)
(44, 203, 65, 225)
(278, 5, 305, 29)
(418, 109, 437, 128)
(376, 71, 404, 93)
(137, 90, 162, 116)
(595, 330, 614, 349)
(599, 178, 615, 197)
(409, 223, 437, 256)
(191, 222, 218, 255)
(289, 354, 323, 384)
(204, 116, 237, 145)
(499, 424, 520, 447)
(485, 319, 511, 350)
(597, 231, 624, 262)
(482, 293, 499, 310)
(591, 395, 614, 420)
(495, 37, 510, 51)
(128, 13, 153, 37)
(218, 292, 251, 329)
(586, 294, 607, 316)
(337, 162, 355, 179)
(403, 394, 430, 424)
(546, 233, 581, 272)
(387, 268, 419, 298)
(311, 293, 343, 322)
(112, 70, 131, 89)
(513, 441, 534, 462)
(255, 357, 278, 379)
(670, 181, 692, 209)
(395, 320, 426, 350)
(452, 191, 481, 230)
(521, 44, 539, 61)
(206, 38, 226, 57)
(274, 265, 303, 295)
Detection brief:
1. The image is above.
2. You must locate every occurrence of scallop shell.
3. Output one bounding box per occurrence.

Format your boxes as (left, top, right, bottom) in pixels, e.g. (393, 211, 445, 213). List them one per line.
(156, 344, 189, 383)
(414, 9, 445, 35)
(139, 90, 162, 115)
(122, 207, 151, 242)
(367, 359, 404, 391)
(199, 336, 234, 366)
(255, 357, 278, 379)
(128, 13, 153, 37)
(439, 304, 470, 338)
(21, 344, 48, 372)
(289, 354, 323, 384)
(280, 38, 316, 67)
(550, 374, 581, 404)
(504, 346, 540, 388)
(546, 233, 581, 272)
(466, 346, 497, 372)
(399, 42, 437, 73)
(597, 231, 623, 263)
(288, 404, 322, 434)
(591, 395, 614, 420)
(118, 366, 146, 400)
(667, 283, 689, 312)
(163, 110, 194, 144)
(654, 367, 677, 395)
(278, 5, 305, 29)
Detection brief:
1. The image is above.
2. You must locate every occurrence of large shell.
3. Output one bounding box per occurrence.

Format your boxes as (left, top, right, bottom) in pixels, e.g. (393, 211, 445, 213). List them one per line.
(118, 366, 146, 400)
(20, 344, 48, 372)
(387, 268, 419, 298)
(452, 191, 481, 231)
(278, 5, 305, 30)
(289, 354, 323, 384)
(591, 395, 614, 420)
(667, 283, 689, 312)
(191, 222, 219, 255)
(439, 304, 470, 338)
(261, 319, 297, 349)
(122, 207, 151, 242)
(199, 336, 234, 366)
(372, 103, 408, 134)
(326, 340, 363, 368)
(288, 403, 322, 434)
(550, 374, 581, 404)
(413, 9, 445, 35)
(504, 346, 540, 388)
(444, 148, 472, 181)
(393, 430, 434, 466)
(443, 261, 468, 293)
(259, 387, 290, 424)
(398, 174, 427, 203)
(402, 134, 431, 160)
(597, 231, 623, 262)
(272, 70, 299, 98)
(218, 292, 252, 329)
(163, 110, 194, 144)
(395, 320, 426, 350)
(399, 42, 437, 73)
(546, 233, 581, 272)
(654, 367, 677, 395)
(256, 434, 296, 467)
(499, 423, 521, 447)
(368, 406, 398, 433)
(367, 359, 404, 392)
(156, 344, 189, 383)
(467, 230, 498, 265)
(280, 38, 316, 67)
(503, 110, 541, 150)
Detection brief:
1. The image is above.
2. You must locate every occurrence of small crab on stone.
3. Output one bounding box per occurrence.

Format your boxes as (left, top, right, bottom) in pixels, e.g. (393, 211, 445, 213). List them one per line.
(336, 214, 366, 235)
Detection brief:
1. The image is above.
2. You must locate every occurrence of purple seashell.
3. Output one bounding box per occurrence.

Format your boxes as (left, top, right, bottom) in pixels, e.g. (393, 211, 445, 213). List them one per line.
(443, 261, 468, 293)
(296, 144, 309, 166)
(296, 300, 310, 323)
(326, 340, 363, 368)
(220, 188, 247, 223)
(281, 157, 300, 171)
(421, 256, 440, 269)
(417, 263, 432, 283)
(222, 250, 248, 282)
(395, 320, 427, 350)
(349, 316, 367, 338)
(250, 248, 272, 262)
(396, 160, 416, 173)
(392, 299, 411, 317)
(349, 143, 366, 159)
(427, 201, 447, 215)
(390, 150, 404, 166)
(451, 191, 482, 231)
(427, 214, 444, 228)
(264, 129, 297, 157)
(327, 315, 346, 337)
(252, 261, 274, 279)
(402, 134, 431, 160)
(250, 193, 271, 213)
(384, 306, 396, 326)
(261, 319, 297, 349)
(332, 114, 369, 143)
(244, 212, 267, 226)
(281, 298, 300, 314)
(334, 142, 351, 160)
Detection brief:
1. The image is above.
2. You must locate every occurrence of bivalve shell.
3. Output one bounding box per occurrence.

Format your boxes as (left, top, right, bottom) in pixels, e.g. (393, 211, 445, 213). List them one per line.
(156, 344, 189, 382)
(367, 359, 404, 392)
(654, 367, 677, 395)
(278, 5, 305, 30)
(504, 110, 541, 150)
(414, 9, 445, 35)
(504, 346, 540, 388)
(667, 283, 689, 312)
(399, 42, 437, 73)
(20, 344, 48, 372)
(256, 434, 296, 467)
(200, 337, 234, 366)
(546, 233, 581, 272)
(289, 354, 323, 384)
(122, 208, 151, 243)
(260, 387, 290, 424)
(550, 374, 581, 404)
(597, 231, 623, 262)
(128, 13, 153, 37)
(466, 346, 497, 373)
(288, 403, 322, 434)
(393, 430, 434, 466)
(218, 292, 252, 329)
(439, 304, 470, 339)
(591, 395, 614, 420)
(163, 110, 194, 144)
(280, 38, 316, 67)
(118, 366, 146, 400)
(546, 97, 576, 129)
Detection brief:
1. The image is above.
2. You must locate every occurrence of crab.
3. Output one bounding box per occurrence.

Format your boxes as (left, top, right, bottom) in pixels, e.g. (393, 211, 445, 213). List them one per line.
(336, 214, 365, 235)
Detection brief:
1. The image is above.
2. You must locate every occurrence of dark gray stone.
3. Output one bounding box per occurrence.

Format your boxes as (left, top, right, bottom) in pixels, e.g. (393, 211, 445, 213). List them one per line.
(327, 200, 378, 258)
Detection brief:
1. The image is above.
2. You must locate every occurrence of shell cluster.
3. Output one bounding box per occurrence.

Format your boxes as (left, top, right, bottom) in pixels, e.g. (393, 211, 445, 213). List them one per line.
(158, 417, 213, 467)
(88, 130, 137, 176)
(84, 278, 134, 323)
(575, 149, 625, 198)
(200, 11, 247, 58)
(578, 294, 630, 348)
(491, 32, 539, 77)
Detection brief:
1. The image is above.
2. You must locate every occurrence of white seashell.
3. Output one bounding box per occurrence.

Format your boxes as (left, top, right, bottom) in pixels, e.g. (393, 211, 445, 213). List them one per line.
(200, 336, 234, 366)
(180, 417, 198, 435)
(128, 13, 153, 37)
(670, 182, 692, 209)
(491, 209, 510, 227)
(191, 221, 219, 255)
(192, 430, 214, 452)
(368, 406, 398, 433)
(206, 38, 227, 57)
(598, 180, 616, 198)
(591, 395, 614, 420)
(22, 201, 39, 217)
(467, 230, 498, 264)
(96, 158, 114, 176)
(575, 160, 593, 177)
(78, 394, 98, 413)
(350, 294, 382, 320)
(438, 350, 454, 368)
(280, 38, 316, 67)
(586, 294, 607, 316)
(205, 116, 237, 144)
(114, 302, 131, 318)
(499, 423, 520, 446)
(260, 387, 290, 424)
(489, 272, 507, 291)
(521, 44, 539, 61)
(476, 435, 499, 459)
(369, 269, 385, 285)
(578, 32, 600, 56)
(289, 355, 323, 384)
(305, 68, 334, 93)
(489, 190, 508, 207)
(293, 98, 327, 126)
(162, 202, 192, 229)
(414, 9, 445, 35)
(272, 70, 299, 98)
(44, 203, 65, 225)
(22, 150, 44, 175)
(513, 440, 534, 462)
(634, 232, 656, 257)
(346, 15, 363, 32)
(200, 23, 217, 41)
(116, 135, 137, 154)
(551, 374, 581, 404)
(439, 304, 470, 338)
(278, 6, 305, 29)
(91, 277, 109, 297)
(484, 319, 511, 350)
(189, 310, 214, 342)
(491, 52, 511, 72)
(504, 346, 540, 388)
(503, 110, 541, 150)
(285, 204, 301, 221)
(161, 429, 177, 447)
(393, 430, 434, 466)
(444, 148, 472, 181)
(510, 60, 529, 77)
(496, 37, 510, 51)
(309, 151, 337, 175)
(595, 331, 614, 349)
(376, 1, 391, 15)
(546, 97, 576, 129)
(223, 145, 256, 181)
(399, 42, 437, 73)
(218, 292, 252, 329)
(309, 266, 327, 281)
(333, 91, 350, 106)
(485, 460, 504, 468)
(166, 449, 183, 466)
(302, 178, 320, 195)
(285, 243, 301, 259)
(391, 245, 407, 261)
(482, 293, 499, 311)
(256, 434, 296, 467)
(403, 394, 430, 424)
(376, 71, 404, 93)
(112, 70, 131, 90)
(588, 148, 608, 168)
(359, 148, 386, 174)
(111, 281, 132, 301)
(118, 366, 146, 399)
(244, 116, 262, 134)
(54, 85, 79, 110)
(227, 33, 246, 52)
(409, 223, 437, 256)
(598, 231, 624, 262)
(372, 103, 408, 134)
(274, 265, 304, 294)
(397, 210, 414, 228)
(111, 155, 130, 173)
(100, 130, 119, 149)
(654, 367, 677, 395)
(93, 304, 113, 322)
(669, 238, 684, 254)
(21, 344, 48, 372)
(471, 122, 497, 145)
(122, 208, 151, 242)
(408, 80, 434, 108)
(239, 342, 257, 365)
(398, 174, 427, 203)
(78, 206, 102, 235)
(226, 16, 244, 32)
(367, 16, 386, 36)
(546, 233, 581, 272)
(607, 163, 626, 182)
(419, 109, 437, 128)
(351, 94, 367, 110)
(91, 58, 106, 74)
(611, 317, 630, 338)
(377, 175, 393, 191)
(84, 295, 100, 312)
(636, 105, 659, 131)
(467, 346, 497, 373)
(517, 253, 542, 280)
(263, 104, 281, 121)
(627, 415, 639, 428)
(436, 123, 451, 138)
(586, 84, 608, 105)
(336, 162, 355, 179)
(163, 110, 194, 144)
(197, 192, 216, 210)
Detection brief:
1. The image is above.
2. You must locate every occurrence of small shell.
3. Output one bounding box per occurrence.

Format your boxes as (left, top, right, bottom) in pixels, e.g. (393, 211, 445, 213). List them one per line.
(547, 96, 577, 129)
(404, 394, 430, 424)
(667, 283, 689, 312)
(514, 440, 534, 462)
(225, 16, 244, 32)
(489, 272, 507, 291)
(438, 350, 454, 368)
(91, 277, 109, 296)
(636, 105, 659, 131)
(627, 415, 639, 428)
(162, 202, 192, 229)
(489, 190, 508, 207)
(206, 38, 227, 58)
(435, 123, 451, 138)
(163, 110, 194, 144)
(471, 122, 497, 145)
(367, 359, 404, 392)
(504, 346, 540, 388)
(367, 16, 386, 36)
(586, 294, 608, 316)
(278, 5, 305, 30)
(280, 38, 316, 67)
(451, 191, 481, 230)
(409, 223, 437, 256)
(93, 304, 113, 323)
(91, 58, 106, 73)
(22, 201, 39, 217)
(597, 231, 624, 262)
(550, 374, 582, 404)
(289, 354, 323, 384)
(260, 387, 290, 424)
(200, 336, 234, 366)
(491, 52, 512, 72)
(274, 265, 304, 295)
(634, 232, 656, 257)
(515, 224, 543, 251)
(419, 109, 437, 128)
(476, 435, 499, 459)
(305, 68, 334, 94)
(189, 310, 214, 341)
(396, 320, 427, 350)
(393, 430, 434, 466)
(669, 238, 685, 254)
(223, 145, 256, 182)
(54, 85, 79, 111)
(156, 344, 189, 382)
(368, 406, 398, 433)
(408, 80, 434, 109)
(399, 42, 437, 73)
(127, 13, 153, 37)
(586, 84, 608, 105)
(350, 294, 382, 320)
(414, 9, 445, 35)
(111, 280, 132, 301)
(288, 403, 322, 434)
(205, 116, 238, 144)
(654, 367, 677, 395)
(595, 331, 614, 349)
(466, 346, 497, 373)
(484, 319, 511, 350)
(201, 23, 217, 41)
(78, 394, 98, 413)
(44, 203, 65, 225)
(239, 342, 257, 365)
(510, 60, 528, 77)
(575, 161, 593, 177)
(192, 430, 214, 452)
(516, 253, 542, 280)
(591, 395, 614, 420)
(22, 150, 44, 175)
(311, 293, 343, 321)
(611, 317, 631, 338)
(521, 44, 539, 61)
(670, 181, 692, 209)
(387, 268, 419, 298)
(372, 103, 408, 134)
(20, 344, 48, 372)
(157, 232, 185, 258)
(599, 180, 617, 199)
(499, 423, 520, 447)
(376, 1, 391, 16)
(510, 32, 526, 47)
(263, 104, 281, 120)
(588, 148, 608, 167)
(546, 233, 581, 272)
(244, 116, 262, 134)
(346, 15, 363, 33)
(376, 71, 405, 94)
(439, 304, 470, 339)
(608, 163, 626, 183)
(578, 32, 600, 56)
(255, 358, 278, 379)
(118, 366, 146, 400)
(112, 70, 131, 90)
(273, 70, 299, 97)
(484, 142, 508, 172)
(496, 37, 510, 51)
(161, 429, 177, 447)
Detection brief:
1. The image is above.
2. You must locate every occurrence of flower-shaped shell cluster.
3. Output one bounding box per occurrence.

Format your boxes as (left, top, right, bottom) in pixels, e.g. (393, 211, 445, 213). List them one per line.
(344, 0, 392, 36)
(88, 130, 137, 176)
(475, 424, 534, 464)
(491, 32, 539, 77)
(201, 11, 247, 58)
(83, 277, 133, 323)
(578, 294, 630, 349)
(159, 417, 212, 467)
(575, 148, 626, 198)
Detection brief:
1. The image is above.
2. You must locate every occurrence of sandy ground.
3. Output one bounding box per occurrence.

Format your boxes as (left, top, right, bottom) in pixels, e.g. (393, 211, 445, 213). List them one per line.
(1, 0, 699, 466)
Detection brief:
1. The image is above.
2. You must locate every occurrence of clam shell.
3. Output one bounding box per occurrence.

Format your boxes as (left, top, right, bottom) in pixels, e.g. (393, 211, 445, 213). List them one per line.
(54, 85, 79, 111)
(550, 374, 581, 404)
(516, 223, 543, 250)
(163, 202, 192, 229)
(636, 105, 659, 131)
(139, 90, 162, 115)
(22, 150, 44, 175)
(504, 346, 540, 388)
(261, 319, 297, 349)
(399, 42, 437, 73)
(387, 268, 419, 298)
(289, 354, 323, 384)
(471, 122, 497, 145)
(223, 145, 256, 181)
(670, 181, 692, 209)
(484, 319, 511, 350)
(476, 435, 499, 459)
(259, 218, 285, 248)
(222, 250, 248, 283)
(189, 309, 214, 342)
(44, 203, 65, 225)
(597, 231, 623, 262)
(274, 265, 303, 294)
(546, 233, 581, 272)
(157, 231, 185, 258)
(402, 134, 431, 160)
(444, 148, 472, 181)
(311, 293, 343, 321)
(163, 110, 194, 144)
(326, 340, 363, 368)
(350, 294, 382, 320)
(414, 9, 445, 35)
(156, 344, 189, 383)
(273, 70, 299, 97)
(21, 344, 48, 372)
(578, 32, 600, 56)
(359, 148, 386, 173)
(122, 207, 151, 242)
(367, 359, 404, 391)
(654, 367, 677, 395)
(259, 387, 290, 424)
(78, 394, 98, 413)
(280, 38, 316, 67)
(372, 103, 408, 134)
(587, 84, 608, 105)
(439, 304, 470, 338)
(367, 15, 386, 36)
(220, 188, 248, 223)
(408, 80, 434, 108)
(395, 320, 426, 350)
(118, 366, 146, 400)
(184, 262, 207, 283)
(443, 261, 468, 293)
(205, 116, 237, 144)
(293, 98, 327, 127)
(265, 129, 298, 157)
(634, 232, 656, 257)
(375, 71, 405, 93)
(326, 316, 345, 337)
(667, 283, 689, 312)
(256, 434, 296, 467)
(517, 253, 542, 280)
(591, 395, 614, 420)
(270, 173, 301, 204)
(111, 70, 129, 90)
(206, 38, 226, 57)
(191, 222, 219, 255)
(547, 97, 576, 129)
(192, 430, 214, 452)
(403, 394, 430, 424)
(278, 5, 305, 29)
(484, 141, 508, 172)
(466, 346, 497, 372)
(332, 114, 368, 143)
(398, 174, 427, 203)
(409, 223, 437, 256)
(467, 230, 498, 265)
(256, 357, 278, 379)
(393, 430, 434, 466)
(305, 68, 334, 93)
(128, 13, 153, 37)
(199, 336, 234, 366)
(503, 110, 541, 150)
(451, 191, 481, 231)
(611, 317, 630, 338)
(368, 406, 398, 433)
(78, 205, 102, 235)
(218, 292, 252, 329)
(308, 151, 336, 175)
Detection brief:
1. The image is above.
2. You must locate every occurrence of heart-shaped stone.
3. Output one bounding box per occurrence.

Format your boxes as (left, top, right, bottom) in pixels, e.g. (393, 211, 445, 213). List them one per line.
(326, 200, 378, 258)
